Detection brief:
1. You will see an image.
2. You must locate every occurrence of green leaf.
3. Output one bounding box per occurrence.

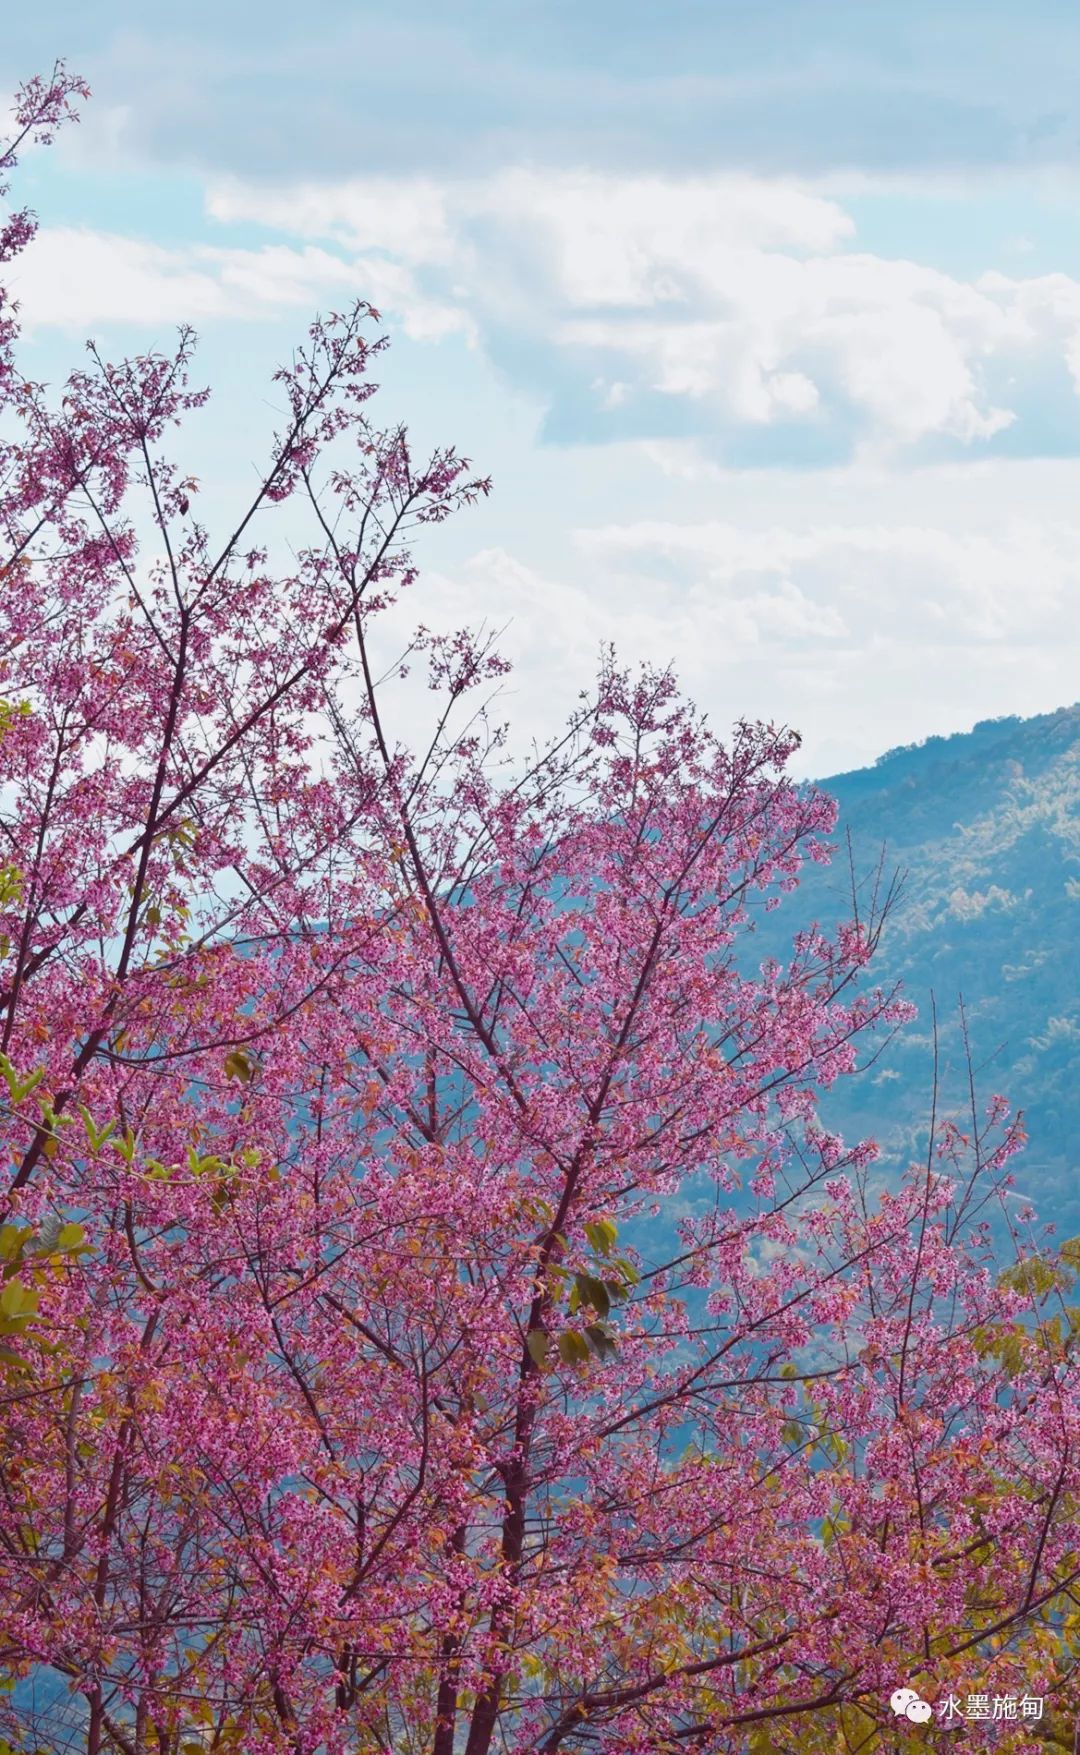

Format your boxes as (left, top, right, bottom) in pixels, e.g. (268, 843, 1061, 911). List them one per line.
(78, 1105, 115, 1154)
(0, 1224, 28, 1264)
(574, 1273, 610, 1319)
(822, 1513, 849, 1549)
(223, 1048, 254, 1083)
(557, 1330, 591, 1366)
(0, 1280, 24, 1318)
(188, 1148, 225, 1177)
(584, 1218, 618, 1257)
(56, 1222, 85, 1252)
(0, 1279, 37, 1319)
(526, 1329, 551, 1371)
(584, 1323, 617, 1361)
(9, 1066, 45, 1104)
(0, 863, 23, 909)
(999, 1255, 1064, 1297)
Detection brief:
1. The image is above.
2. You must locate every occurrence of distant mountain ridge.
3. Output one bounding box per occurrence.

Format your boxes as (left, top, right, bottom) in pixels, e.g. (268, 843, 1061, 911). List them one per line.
(772, 703, 1080, 1231)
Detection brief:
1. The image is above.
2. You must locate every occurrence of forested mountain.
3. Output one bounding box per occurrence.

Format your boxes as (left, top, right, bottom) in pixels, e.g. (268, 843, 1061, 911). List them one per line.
(774, 704, 1080, 1235)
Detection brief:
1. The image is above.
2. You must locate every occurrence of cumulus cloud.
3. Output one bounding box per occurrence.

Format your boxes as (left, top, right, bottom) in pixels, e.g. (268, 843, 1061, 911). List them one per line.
(195, 166, 1080, 462)
(575, 514, 1076, 648)
(9, 162, 1080, 777)
(18, 169, 1080, 463)
(207, 177, 460, 267)
(5, 226, 472, 341)
(355, 484, 1080, 778)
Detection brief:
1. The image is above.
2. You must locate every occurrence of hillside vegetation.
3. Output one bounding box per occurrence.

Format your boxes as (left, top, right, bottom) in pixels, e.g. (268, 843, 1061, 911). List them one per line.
(781, 703, 1080, 1233)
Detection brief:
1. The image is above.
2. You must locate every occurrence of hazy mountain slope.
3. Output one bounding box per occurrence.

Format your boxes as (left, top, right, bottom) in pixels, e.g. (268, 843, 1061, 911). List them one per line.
(765, 704, 1080, 1232)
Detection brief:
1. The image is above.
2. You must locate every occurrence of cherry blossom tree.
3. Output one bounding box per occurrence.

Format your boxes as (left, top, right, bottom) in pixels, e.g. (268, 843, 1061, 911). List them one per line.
(3, 66, 1080, 1755)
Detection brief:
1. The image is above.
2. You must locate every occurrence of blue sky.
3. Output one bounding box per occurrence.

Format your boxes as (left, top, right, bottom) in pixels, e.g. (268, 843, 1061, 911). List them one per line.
(4, 1, 1080, 775)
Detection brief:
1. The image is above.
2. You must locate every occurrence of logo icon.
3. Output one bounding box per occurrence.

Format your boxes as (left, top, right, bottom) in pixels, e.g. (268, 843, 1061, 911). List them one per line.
(890, 1687, 932, 1724)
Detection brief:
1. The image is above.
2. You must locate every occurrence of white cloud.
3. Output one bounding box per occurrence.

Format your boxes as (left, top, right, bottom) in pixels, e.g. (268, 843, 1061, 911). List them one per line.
(200, 166, 1080, 457)
(207, 176, 458, 266)
(6, 226, 472, 341)
(209, 167, 851, 286)
(10, 166, 1080, 780)
(17, 169, 1080, 459)
(575, 515, 1073, 646)
(356, 474, 1080, 779)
